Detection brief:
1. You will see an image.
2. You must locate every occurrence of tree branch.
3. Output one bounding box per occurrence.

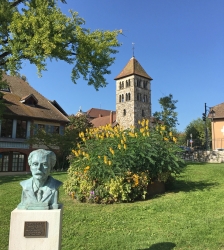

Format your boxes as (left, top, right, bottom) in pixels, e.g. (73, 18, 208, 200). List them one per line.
(10, 0, 25, 8)
(0, 51, 10, 60)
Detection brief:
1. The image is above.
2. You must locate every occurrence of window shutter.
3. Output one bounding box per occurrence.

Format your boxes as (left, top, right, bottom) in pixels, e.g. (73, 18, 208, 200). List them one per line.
(59, 126, 64, 135)
(33, 124, 38, 135)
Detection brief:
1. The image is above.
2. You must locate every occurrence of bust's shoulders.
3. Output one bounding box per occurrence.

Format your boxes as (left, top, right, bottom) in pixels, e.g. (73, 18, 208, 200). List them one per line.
(47, 176, 62, 189)
(20, 177, 33, 188)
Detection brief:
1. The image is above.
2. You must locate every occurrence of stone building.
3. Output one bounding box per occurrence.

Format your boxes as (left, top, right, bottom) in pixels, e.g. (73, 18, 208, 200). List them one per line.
(114, 57, 153, 129)
(76, 57, 153, 129)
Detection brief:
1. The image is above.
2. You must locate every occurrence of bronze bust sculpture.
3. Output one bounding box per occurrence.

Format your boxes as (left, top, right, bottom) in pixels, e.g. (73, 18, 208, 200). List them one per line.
(17, 149, 62, 210)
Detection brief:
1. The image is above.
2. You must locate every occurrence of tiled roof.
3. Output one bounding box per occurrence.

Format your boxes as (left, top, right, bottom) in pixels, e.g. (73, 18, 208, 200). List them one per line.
(1, 74, 69, 123)
(208, 102, 224, 119)
(91, 112, 116, 127)
(114, 57, 153, 80)
(86, 108, 115, 119)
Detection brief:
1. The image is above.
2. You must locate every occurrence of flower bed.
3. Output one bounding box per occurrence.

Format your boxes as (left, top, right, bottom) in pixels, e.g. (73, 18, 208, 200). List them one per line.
(64, 120, 184, 203)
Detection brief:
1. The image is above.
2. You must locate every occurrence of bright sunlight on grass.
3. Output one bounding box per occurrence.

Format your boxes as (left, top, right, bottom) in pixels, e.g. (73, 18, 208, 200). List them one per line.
(1, 163, 224, 250)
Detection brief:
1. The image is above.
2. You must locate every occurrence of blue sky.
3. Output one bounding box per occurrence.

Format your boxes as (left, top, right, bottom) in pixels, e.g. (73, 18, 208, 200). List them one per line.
(19, 0, 224, 132)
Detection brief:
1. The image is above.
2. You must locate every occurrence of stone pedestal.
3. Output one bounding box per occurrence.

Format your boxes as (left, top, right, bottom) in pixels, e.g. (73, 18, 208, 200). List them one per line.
(8, 208, 63, 250)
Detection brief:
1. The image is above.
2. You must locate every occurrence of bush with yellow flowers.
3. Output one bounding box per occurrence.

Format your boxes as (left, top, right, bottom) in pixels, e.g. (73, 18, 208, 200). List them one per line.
(63, 119, 184, 203)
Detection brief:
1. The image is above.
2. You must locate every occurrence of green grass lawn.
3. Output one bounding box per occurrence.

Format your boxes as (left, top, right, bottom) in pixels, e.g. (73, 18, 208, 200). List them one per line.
(1, 163, 224, 250)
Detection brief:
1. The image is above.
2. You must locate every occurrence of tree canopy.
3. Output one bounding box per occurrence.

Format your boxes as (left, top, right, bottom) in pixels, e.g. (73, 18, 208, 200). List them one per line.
(184, 118, 211, 149)
(0, 0, 121, 89)
(27, 114, 93, 169)
(153, 94, 178, 130)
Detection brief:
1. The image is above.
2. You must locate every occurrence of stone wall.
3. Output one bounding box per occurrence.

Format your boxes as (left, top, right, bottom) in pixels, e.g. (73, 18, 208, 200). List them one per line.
(116, 75, 152, 129)
(184, 150, 224, 163)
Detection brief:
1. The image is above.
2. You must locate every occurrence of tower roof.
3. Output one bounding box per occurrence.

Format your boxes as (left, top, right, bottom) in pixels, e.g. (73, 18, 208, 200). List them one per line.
(114, 57, 153, 80)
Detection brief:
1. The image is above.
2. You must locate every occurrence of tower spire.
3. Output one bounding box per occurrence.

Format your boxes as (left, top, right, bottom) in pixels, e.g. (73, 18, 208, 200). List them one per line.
(132, 42, 135, 57)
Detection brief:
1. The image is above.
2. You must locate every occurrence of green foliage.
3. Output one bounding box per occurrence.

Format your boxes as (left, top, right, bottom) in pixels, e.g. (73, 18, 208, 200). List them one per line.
(26, 114, 92, 169)
(153, 94, 178, 130)
(184, 118, 211, 148)
(0, 0, 121, 90)
(64, 120, 184, 203)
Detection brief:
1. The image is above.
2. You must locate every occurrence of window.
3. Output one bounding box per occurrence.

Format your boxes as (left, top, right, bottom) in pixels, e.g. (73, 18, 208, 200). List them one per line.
(137, 79, 141, 87)
(35, 124, 60, 134)
(143, 81, 148, 89)
(119, 82, 122, 89)
(143, 95, 147, 103)
(128, 93, 131, 101)
(137, 93, 142, 101)
(38, 124, 45, 130)
(123, 109, 126, 116)
(122, 94, 124, 102)
(12, 152, 25, 171)
(16, 120, 27, 138)
(119, 95, 121, 102)
(142, 110, 145, 117)
(126, 93, 128, 101)
(45, 125, 60, 134)
(1, 119, 13, 138)
(0, 153, 9, 171)
(52, 126, 59, 134)
(126, 79, 131, 87)
(0, 86, 10, 92)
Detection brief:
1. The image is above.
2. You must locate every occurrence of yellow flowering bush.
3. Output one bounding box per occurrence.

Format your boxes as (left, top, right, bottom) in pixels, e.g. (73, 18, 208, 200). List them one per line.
(64, 120, 184, 203)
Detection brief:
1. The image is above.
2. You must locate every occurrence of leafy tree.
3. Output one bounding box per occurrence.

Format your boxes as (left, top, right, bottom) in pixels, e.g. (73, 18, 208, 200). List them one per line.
(0, 0, 121, 90)
(184, 118, 211, 149)
(153, 94, 178, 130)
(27, 114, 93, 169)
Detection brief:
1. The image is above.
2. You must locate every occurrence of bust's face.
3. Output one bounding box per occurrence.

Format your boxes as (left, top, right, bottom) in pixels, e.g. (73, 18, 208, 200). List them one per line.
(30, 153, 51, 183)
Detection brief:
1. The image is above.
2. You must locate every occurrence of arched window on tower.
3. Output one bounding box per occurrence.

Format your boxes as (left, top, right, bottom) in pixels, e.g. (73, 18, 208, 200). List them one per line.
(126, 93, 128, 101)
(119, 82, 122, 90)
(128, 93, 131, 101)
(143, 94, 147, 102)
(137, 93, 139, 101)
(123, 109, 126, 116)
(122, 81, 124, 89)
(119, 95, 121, 102)
(122, 94, 124, 102)
(126, 79, 131, 87)
(143, 81, 148, 89)
(137, 79, 141, 87)
(142, 110, 145, 117)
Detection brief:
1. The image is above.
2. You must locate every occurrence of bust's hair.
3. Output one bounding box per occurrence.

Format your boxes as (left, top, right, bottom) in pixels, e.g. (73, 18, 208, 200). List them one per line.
(28, 149, 56, 169)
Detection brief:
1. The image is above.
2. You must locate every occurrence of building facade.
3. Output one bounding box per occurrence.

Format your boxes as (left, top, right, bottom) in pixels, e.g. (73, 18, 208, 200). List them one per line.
(0, 74, 69, 172)
(209, 102, 224, 150)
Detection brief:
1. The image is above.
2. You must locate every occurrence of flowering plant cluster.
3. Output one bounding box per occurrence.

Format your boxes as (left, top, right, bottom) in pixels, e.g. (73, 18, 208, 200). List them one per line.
(64, 119, 184, 203)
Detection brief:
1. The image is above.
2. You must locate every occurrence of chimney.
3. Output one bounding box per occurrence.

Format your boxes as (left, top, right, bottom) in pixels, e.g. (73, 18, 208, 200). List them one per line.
(110, 111, 113, 124)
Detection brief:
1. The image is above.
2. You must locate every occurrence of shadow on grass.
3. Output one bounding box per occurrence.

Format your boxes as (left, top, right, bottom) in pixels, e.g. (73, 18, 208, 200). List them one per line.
(0, 175, 29, 186)
(167, 179, 218, 193)
(137, 242, 176, 250)
(0, 172, 66, 186)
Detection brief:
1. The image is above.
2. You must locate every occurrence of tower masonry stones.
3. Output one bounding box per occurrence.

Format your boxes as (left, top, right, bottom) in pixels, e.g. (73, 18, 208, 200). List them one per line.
(114, 57, 153, 129)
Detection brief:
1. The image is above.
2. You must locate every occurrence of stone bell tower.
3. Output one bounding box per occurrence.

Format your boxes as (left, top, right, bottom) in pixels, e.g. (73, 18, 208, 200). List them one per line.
(114, 57, 153, 129)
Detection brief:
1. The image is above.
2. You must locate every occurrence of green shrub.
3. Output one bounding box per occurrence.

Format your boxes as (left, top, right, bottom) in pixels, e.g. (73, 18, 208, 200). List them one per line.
(64, 120, 185, 203)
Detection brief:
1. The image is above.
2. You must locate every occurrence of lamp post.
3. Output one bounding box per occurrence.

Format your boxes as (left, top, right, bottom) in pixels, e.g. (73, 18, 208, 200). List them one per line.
(210, 109, 215, 150)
